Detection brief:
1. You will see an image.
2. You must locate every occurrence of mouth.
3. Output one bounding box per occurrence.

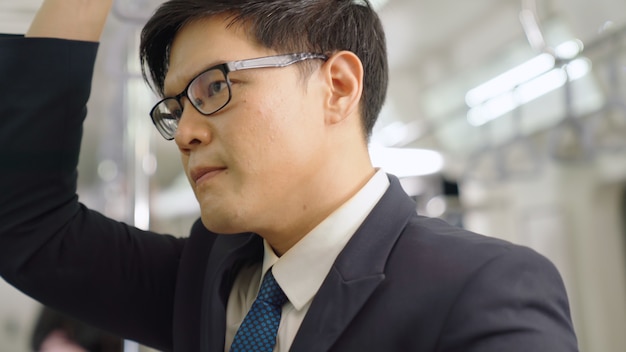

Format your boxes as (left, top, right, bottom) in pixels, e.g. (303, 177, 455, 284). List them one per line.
(190, 166, 227, 185)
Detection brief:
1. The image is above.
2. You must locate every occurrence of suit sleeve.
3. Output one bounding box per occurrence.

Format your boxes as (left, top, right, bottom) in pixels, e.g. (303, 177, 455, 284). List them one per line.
(437, 246, 578, 352)
(0, 35, 183, 351)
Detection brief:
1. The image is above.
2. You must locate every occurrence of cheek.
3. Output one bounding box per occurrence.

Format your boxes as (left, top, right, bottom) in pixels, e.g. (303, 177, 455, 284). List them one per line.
(226, 83, 324, 176)
(235, 94, 288, 148)
(255, 104, 307, 157)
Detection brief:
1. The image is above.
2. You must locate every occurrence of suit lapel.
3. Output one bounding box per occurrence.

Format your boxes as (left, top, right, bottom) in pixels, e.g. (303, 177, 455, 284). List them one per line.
(290, 175, 417, 352)
(201, 232, 263, 352)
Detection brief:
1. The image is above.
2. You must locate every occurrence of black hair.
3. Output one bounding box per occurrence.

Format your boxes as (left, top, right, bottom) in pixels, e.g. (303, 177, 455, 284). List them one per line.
(140, 0, 388, 138)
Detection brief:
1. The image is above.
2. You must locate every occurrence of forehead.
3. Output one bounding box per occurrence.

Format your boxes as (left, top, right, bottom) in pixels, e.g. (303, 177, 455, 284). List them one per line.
(164, 15, 273, 95)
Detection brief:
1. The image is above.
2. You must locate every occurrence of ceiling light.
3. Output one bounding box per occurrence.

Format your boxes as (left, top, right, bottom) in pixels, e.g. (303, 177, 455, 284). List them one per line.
(465, 40, 583, 109)
(467, 58, 591, 126)
(466, 53, 556, 107)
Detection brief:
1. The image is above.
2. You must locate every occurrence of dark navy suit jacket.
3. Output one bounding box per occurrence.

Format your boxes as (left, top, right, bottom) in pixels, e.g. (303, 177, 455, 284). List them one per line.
(0, 35, 578, 351)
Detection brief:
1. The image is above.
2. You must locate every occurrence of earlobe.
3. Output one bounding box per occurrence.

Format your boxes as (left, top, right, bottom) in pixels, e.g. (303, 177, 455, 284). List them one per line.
(323, 51, 364, 125)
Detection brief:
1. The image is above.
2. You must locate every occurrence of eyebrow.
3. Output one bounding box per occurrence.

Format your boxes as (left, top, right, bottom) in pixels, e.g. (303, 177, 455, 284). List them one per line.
(163, 59, 228, 97)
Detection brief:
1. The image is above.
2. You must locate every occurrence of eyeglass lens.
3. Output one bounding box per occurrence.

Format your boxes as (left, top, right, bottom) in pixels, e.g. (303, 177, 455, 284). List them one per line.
(151, 68, 230, 140)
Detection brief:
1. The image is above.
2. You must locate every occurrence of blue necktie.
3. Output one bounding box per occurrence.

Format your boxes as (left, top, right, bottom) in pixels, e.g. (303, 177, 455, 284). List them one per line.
(230, 268, 288, 352)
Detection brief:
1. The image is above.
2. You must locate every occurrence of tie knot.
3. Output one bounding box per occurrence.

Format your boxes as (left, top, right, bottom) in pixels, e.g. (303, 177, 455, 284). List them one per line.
(258, 269, 288, 307)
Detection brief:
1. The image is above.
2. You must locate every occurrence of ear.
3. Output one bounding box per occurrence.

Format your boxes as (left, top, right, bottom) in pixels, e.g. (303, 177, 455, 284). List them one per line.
(322, 51, 364, 125)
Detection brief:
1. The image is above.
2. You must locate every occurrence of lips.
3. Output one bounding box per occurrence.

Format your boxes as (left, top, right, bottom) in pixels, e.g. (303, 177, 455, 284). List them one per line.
(190, 166, 227, 185)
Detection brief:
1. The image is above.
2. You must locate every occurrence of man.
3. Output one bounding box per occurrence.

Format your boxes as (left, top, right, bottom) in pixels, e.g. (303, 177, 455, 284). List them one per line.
(0, 0, 578, 351)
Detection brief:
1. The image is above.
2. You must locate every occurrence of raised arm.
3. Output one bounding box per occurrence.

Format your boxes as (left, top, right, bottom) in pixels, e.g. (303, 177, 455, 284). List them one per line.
(0, 1, 187, 350)
(26, 0, 113, 41)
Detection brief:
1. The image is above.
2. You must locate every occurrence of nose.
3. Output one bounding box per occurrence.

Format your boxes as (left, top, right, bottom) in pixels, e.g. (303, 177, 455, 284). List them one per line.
(174, 103, 212, 151)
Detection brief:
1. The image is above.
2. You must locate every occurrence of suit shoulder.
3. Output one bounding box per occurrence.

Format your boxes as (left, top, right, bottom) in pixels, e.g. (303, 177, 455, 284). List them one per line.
(392, 215, 555, 275)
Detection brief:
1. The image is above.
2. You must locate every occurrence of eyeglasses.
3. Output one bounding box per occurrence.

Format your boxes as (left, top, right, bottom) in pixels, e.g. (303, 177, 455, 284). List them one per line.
(149, 52, 328, 140)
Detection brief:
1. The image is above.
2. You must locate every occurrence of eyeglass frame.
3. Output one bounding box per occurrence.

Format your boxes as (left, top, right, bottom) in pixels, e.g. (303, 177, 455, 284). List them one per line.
(149, 52, 329, 140)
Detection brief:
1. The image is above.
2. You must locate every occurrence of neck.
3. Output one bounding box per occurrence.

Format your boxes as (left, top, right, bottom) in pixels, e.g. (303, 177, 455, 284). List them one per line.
(264, 149, 375, 256)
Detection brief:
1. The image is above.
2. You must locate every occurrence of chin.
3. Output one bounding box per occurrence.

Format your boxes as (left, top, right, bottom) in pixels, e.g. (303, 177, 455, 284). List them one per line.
(200, 212, 248, 235)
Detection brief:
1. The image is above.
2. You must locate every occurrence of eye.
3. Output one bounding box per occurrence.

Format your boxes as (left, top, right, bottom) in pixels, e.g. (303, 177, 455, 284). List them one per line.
(171, 107, 183, 119)
(207, 80, 228, 97)
(187, 69, 229, 114)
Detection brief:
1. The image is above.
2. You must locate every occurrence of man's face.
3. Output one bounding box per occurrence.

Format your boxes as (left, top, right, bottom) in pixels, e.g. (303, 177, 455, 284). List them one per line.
(165, 16, 329, 237)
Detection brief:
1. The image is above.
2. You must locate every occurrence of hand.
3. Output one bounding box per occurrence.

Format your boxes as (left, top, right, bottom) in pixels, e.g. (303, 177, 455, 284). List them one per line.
(26, 0, 114, 41)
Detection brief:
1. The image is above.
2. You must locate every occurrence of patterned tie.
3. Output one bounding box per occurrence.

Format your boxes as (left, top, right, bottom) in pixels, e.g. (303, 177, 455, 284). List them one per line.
(230, 268, 288, 352)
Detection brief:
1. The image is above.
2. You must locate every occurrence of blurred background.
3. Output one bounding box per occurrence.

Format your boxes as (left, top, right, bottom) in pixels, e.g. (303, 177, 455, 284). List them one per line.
(2, 0, 626, 351)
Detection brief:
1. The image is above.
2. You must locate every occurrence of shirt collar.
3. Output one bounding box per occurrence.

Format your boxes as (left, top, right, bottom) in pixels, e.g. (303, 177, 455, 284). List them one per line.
(261, 169, 390, 310)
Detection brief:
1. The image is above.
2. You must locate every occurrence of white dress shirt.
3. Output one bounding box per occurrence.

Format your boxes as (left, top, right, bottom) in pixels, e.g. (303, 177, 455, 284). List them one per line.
(224, 169, 390, 352)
